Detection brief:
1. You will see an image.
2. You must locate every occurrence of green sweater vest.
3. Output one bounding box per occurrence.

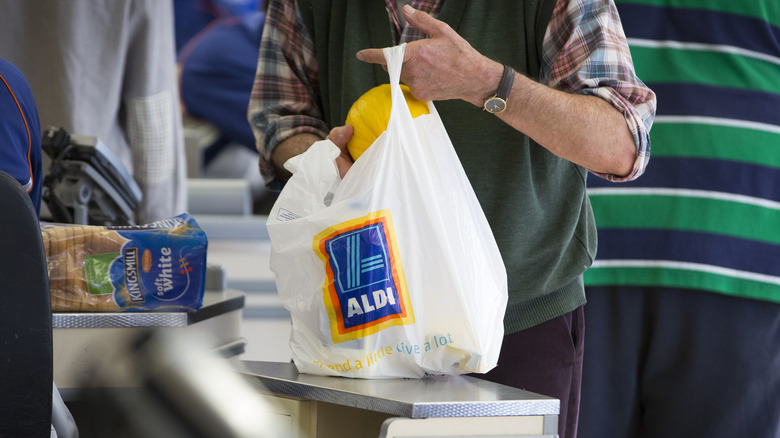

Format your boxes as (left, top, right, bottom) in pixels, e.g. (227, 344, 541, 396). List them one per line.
(299, 0, 594, 333)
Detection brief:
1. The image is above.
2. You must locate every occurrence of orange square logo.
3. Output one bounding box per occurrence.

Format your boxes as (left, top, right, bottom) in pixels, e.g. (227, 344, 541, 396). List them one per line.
(313, 210, 414, 343)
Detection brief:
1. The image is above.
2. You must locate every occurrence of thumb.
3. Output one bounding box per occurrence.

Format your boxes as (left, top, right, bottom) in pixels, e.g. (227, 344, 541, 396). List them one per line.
(327, 124, 353, 148)
(402, 4, 447, 38)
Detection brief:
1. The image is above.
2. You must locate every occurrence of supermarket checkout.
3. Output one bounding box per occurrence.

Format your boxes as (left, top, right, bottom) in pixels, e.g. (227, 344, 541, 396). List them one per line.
(0, 70, 559, 436)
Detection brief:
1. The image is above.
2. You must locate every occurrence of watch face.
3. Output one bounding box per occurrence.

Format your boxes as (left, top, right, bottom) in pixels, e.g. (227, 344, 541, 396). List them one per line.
(484, 97, 506, 114)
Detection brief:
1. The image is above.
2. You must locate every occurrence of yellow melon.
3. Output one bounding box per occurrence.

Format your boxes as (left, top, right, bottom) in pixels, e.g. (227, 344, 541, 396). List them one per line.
(345, 84, 429, 161)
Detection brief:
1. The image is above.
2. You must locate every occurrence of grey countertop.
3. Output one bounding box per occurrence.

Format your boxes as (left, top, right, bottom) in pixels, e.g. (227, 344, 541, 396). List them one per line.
(239, 360, 560, 419)
(52, 288, 244, 329)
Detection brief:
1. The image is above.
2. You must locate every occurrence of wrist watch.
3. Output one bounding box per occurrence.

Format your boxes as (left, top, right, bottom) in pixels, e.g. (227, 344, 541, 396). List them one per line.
(483, 65, 515, 114)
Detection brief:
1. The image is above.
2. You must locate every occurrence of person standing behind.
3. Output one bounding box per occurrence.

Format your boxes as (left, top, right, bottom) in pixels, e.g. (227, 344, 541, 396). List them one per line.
(0, 0, 187, 224)
(249, 2, 656, 437)
(0, 57, 42, 214)
(579, 1, 780, 437)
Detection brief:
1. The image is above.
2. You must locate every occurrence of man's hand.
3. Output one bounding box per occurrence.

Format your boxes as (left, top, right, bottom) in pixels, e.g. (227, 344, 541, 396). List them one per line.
(327, 124, 354, 178)
(356, 5, 501, 107)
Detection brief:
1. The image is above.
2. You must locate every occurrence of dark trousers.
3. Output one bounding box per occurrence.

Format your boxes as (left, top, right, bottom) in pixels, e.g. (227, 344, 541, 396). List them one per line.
(475, 306, 585, 438)
(579, 286, 780, 438)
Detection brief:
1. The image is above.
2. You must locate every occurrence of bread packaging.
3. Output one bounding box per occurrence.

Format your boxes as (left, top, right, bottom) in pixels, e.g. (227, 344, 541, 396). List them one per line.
(42, 213, 207, 312)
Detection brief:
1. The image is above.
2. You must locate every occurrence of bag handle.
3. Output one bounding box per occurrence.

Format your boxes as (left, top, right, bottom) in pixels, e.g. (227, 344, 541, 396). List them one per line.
(383, 43, 404, 90)
(384, 44, 417, 131)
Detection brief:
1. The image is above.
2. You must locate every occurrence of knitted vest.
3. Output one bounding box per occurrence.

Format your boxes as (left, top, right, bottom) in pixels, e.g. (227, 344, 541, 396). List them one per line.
(299, 0, 593, 332)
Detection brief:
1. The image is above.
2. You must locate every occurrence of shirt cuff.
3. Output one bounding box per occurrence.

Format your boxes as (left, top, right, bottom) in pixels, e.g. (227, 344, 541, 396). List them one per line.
(586, 86, 654, 182)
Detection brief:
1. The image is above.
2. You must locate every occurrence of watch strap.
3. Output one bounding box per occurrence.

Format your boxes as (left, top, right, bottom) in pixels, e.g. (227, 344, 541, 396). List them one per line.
(496, 64, 515, 100)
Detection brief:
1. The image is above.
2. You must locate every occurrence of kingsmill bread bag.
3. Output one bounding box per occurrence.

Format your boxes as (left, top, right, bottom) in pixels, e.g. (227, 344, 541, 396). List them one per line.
(42, 212, 207, 312)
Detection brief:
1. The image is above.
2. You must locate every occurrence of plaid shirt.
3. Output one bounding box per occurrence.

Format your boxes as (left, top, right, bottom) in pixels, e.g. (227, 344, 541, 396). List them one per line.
(249, 0, 656, 187)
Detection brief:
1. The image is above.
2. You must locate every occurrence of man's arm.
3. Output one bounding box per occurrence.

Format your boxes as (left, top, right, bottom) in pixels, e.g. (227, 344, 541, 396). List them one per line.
(357, 3, 650, 179)
(270, 133, 323, 181)
(248, 0, 333, 188)
(271, 126, 355, 180)
(497, 67, 638, 177)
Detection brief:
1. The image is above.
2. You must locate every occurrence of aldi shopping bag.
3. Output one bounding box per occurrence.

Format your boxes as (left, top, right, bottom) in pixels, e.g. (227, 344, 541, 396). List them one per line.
(266, 44, 507, 378)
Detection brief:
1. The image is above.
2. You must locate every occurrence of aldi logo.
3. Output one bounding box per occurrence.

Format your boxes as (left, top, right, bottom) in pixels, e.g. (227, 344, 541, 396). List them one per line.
(313, 210, 414, 343)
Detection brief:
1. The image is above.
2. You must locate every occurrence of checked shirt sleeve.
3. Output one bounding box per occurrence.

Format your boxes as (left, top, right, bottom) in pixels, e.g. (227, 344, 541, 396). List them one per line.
(247, 0, 330, 189)
(542, 0, 657, 182)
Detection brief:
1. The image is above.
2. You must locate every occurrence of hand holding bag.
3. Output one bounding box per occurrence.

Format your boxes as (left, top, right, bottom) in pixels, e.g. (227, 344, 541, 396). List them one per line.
(266, 44, 508, 378)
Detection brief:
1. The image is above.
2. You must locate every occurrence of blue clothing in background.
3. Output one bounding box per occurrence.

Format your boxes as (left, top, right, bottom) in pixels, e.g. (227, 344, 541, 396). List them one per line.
(173, 0, 261, 54)
(178, 11, 265, 162)
(0, 58, 42, 215)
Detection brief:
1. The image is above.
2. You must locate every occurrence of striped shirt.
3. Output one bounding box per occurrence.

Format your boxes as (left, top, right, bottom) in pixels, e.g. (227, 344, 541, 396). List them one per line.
(585, 0, 780, 303)
(248, 0, 656, 187)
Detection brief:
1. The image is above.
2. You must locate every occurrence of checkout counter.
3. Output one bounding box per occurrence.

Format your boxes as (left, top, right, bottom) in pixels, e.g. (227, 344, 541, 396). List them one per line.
(53, 284, 246, 400)
(53, 285, 560, 437)
(50, 259, 561, 437)
(240, 361, 560, 438)
(41, 136, 561, 437)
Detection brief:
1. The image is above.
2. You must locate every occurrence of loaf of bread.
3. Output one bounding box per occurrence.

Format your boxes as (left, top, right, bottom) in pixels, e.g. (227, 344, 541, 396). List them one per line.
(41, 213, 208, 312)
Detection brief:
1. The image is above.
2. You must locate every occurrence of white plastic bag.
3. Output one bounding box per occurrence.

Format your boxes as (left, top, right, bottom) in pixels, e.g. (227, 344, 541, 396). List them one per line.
(266, 44, 507, 378)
